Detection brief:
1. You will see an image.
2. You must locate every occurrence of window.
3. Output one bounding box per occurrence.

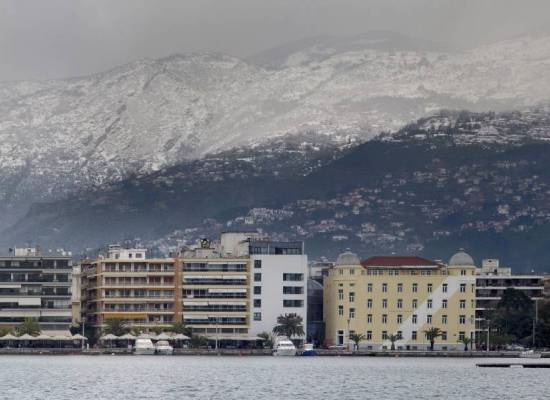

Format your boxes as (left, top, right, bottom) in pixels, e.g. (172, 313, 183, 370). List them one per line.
(397, 314, 403, 324)
(382, 299, 388, 308)
(459, 315, 466, 324)
(442, 315, 447, 324)
(254, 260, 262, 269)
(283, 300, 303, 308)
(412, 283, 418, 293)
(397, 299, 403, 309)
(339, 269, 344, 276)
(461, 269, 466, 276)
(382, 331, 388, 340)
(427, 283, 433, 293)
(367, 283, 373, 292)
(397, 331, 403, 339)
(382, 283, 388, 292)
(427, 315, 432, 324)
(367, 299, 373, 308)
(441, 331, 447, 341)
(460, 300, 466, 309)
(382, 314, 387, 324)
(412, 331, 417, 340)
(442, 299, 448, 309)
(367, 331, 372, 340)
(367, 314, 373, 323)
(283, 273, 303, 281)
(253, 299, 261, 308)
(412, 314, 417, 324)
(253, 312, 261, 321)
(349, 308, 355, 318)
(427, 299, 433, 309)
(338, 289, 344, 301)
(412, 299, 418, 309)
(397, 283, 403, 292)
(460, 284, 466, 293)
(338, 305, 344, 316)
(349, 292, 355, 302)
(458, 331, 465, 341)
(442, 283, 448, 293)
(283, 286, 303, 295)
(254, 286, 261, 295)
(350, 269, 355, 275)
(254, 273, 262, 282)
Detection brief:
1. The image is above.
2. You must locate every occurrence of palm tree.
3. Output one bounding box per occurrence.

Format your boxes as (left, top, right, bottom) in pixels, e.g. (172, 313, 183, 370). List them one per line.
(103, 318, 129, 336)
(459, 337, 472, 351)
(168, 322, 193, 337)
(423, 327, 442, 351)
(349, 332, 366, 351)
(272, 313, 305, 338)
(16, 318, 40, 336)
(0, 326, 13, 336)
(258, 331, 274, 348)
(387, 333, 402, 351)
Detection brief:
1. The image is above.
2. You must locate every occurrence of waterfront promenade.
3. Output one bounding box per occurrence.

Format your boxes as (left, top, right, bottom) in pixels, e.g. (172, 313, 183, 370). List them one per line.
(1, 347, 548, 357)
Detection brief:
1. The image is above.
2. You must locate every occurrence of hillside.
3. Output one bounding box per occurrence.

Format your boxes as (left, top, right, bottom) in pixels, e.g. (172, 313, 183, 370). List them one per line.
(4, 109, 550, 272)
(2, 33, 550, 230)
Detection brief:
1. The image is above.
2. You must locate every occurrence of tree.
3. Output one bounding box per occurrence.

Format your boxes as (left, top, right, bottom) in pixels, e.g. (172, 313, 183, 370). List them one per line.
(150, 326, 164, 335)
(349, 332, 366, 351)
(190, 335, 208, 349)
(491, 288, 534, 344)
(258, 331, 274, 348)
(0, 326, 13, 336)
(272, 313, 305, 338)
(103, 318, 129, 336)
(423, 327, 442, 351)
(16, 318, 40, 336)
(167, 322, 193, 337)
(458, 337, 472, 351)
(387, 333, 402, 351)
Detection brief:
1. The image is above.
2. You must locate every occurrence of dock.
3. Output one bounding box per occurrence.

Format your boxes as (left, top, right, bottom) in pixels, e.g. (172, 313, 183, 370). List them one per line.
(477, 363, 550, 368)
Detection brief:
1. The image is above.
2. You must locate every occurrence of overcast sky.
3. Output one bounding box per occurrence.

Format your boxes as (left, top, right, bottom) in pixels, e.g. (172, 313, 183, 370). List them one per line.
(1, 0, 549, 81)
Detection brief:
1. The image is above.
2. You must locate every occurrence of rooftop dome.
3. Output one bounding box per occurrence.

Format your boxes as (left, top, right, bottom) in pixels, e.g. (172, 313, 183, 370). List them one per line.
(449, 249, 475, 267)
(335, 250, 361, 267)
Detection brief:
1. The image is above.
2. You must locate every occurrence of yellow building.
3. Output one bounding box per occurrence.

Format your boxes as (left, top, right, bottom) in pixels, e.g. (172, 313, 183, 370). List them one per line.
(83, 246, 178, 332)
(324, 250, 476, 350)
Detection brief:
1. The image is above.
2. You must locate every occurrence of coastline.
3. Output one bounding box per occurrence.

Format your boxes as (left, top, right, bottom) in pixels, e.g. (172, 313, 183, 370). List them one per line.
(0, 348, 547, 357)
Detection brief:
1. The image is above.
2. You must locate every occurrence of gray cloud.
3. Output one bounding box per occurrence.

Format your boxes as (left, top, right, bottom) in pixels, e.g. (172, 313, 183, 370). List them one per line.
(1, 0, 549, 81)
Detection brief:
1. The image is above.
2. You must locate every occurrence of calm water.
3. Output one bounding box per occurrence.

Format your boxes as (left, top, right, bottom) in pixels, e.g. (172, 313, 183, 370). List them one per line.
(0, 356, 548, 399)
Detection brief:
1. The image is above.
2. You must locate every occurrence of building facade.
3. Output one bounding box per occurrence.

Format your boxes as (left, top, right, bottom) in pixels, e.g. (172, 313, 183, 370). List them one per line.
(82, 245, 178, 333)
(475, 258, 545, 338)
(248, 240, 308, 339)
(0, 247, 73, 333)
(80, 234, 308, 343)
(324, 250, 476, 350)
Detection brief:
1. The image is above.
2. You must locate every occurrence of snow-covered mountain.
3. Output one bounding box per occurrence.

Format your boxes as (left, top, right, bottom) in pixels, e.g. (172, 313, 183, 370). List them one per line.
(2, 33, 550, 228)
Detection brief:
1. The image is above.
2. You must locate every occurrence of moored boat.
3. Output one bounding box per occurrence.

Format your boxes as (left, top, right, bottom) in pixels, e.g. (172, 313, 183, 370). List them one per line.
(520, 350, 542, 359)
(155, 340, 174, 355)
(272, 336, 297, 356)
(301, 343, 317, 356)
(134, 338, 155, 355)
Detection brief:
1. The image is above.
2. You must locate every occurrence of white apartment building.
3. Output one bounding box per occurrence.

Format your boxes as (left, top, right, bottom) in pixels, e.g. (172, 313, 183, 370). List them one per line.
(219, 232, 308, 340)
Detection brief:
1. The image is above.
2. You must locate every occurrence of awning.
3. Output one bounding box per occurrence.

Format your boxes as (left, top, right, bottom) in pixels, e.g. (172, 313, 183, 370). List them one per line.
(206, 336, 263, 341)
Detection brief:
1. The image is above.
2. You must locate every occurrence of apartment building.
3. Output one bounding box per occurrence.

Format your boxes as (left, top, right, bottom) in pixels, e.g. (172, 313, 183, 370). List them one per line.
(324, 250, 476, 350)
(82, 245, 178, 333)
(180, 244, 251, 340)
(247, 239, 307, 339)
(475, 258, 544, 336)
(80, 233, 308, 344)
(0, 247, 73, 333)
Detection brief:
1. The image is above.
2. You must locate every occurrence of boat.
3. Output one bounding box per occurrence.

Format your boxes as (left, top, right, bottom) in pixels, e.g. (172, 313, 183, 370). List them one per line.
(520, 350, 542, 359)
(134, 338, 155, 355)
(272, 336, 297, 356)
(301, 343, 317, 356)
(154, 340, 174, 355)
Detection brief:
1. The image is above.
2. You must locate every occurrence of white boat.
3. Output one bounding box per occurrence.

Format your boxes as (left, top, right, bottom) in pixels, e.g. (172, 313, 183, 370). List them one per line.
(134, 338, 155, 355)
(520, 350, 542, 359)
(272, 336, 297, 356)
(155, 340, 174, 355)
